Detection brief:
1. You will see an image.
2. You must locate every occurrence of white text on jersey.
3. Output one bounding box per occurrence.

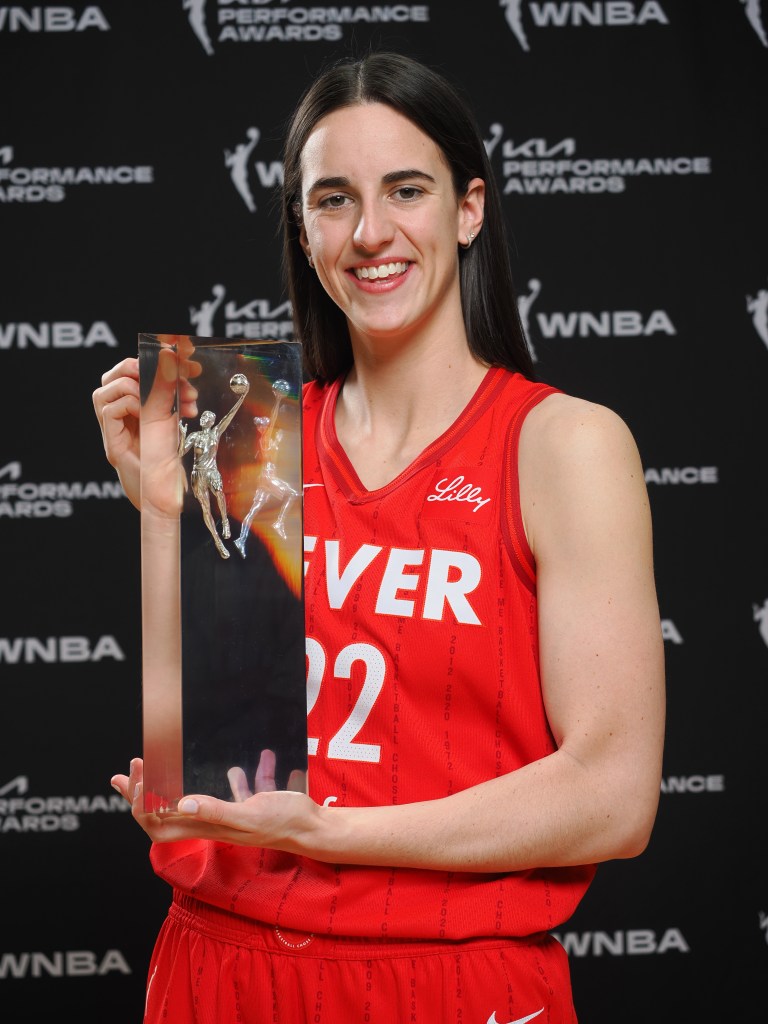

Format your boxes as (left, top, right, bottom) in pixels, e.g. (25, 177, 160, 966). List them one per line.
(304, 539, 482, 625)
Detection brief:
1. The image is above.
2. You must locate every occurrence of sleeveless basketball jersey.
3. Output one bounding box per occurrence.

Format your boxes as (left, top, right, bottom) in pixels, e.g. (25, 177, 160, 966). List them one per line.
(151, 367, 596, 940)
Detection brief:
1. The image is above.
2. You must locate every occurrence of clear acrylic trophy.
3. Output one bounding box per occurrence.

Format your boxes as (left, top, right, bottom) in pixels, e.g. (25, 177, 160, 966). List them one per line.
(138, 334, 306, 812)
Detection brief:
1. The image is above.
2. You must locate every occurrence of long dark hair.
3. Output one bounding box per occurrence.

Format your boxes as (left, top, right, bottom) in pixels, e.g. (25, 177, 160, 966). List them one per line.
(281, 51, 534, 384)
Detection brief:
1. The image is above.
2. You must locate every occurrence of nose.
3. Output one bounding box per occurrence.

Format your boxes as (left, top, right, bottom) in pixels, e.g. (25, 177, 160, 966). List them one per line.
(352, 197, 394, 253)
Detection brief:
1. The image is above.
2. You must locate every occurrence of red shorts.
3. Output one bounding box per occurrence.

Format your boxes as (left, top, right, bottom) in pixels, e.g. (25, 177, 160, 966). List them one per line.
(144, 892, 578, 1024)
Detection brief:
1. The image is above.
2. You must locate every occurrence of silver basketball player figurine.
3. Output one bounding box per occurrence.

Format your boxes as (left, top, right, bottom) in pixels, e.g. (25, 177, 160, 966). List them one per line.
(179, 373, 250, 559)
(235, 379, 299, 558)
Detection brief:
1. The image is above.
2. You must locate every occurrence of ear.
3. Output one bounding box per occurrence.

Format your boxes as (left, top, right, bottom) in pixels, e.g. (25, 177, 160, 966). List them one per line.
(298, 222, 310, 259)
(458, 177, 485, 247)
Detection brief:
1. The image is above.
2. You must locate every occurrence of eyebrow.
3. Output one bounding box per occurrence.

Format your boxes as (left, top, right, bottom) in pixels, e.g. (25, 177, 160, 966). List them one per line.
(305, 169, 437, 195)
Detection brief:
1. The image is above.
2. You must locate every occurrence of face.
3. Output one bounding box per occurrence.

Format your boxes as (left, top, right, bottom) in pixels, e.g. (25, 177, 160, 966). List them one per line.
(298, 102, 483, 349)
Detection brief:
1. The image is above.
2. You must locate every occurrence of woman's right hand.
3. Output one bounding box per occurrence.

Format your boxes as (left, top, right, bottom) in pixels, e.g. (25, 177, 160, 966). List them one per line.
(92, 356, 143, 508)
(92, 343, 200, 512)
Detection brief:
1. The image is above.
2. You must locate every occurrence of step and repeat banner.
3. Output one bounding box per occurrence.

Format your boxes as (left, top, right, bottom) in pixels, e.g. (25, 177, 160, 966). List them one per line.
(1, 2, 766, 1021)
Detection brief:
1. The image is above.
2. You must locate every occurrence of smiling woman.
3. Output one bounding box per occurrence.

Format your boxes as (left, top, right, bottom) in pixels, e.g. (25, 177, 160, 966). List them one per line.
(295, 102, 485, 394)
(92, 50, 665, 1024)
(282, 51, 534, 387)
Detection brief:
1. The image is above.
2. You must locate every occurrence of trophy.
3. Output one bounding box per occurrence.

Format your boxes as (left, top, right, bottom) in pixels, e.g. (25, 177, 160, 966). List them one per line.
(138, 334, 306, 812)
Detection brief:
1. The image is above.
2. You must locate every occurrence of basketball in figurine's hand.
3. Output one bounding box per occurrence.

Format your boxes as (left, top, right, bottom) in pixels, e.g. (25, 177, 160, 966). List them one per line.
(230, 373, 250, 395)
(273, 379, 291, 397)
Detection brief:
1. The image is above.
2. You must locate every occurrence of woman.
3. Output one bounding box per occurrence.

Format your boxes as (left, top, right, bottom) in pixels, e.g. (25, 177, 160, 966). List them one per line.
(93, 51, 665, 1023)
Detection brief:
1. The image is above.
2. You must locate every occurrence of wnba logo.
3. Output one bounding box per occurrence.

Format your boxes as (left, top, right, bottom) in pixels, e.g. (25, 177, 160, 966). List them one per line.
(189, 285, 293, 339)
(499, 1, 669, 51)
(747, 277, 768, 350)
(515, 278, 676, 361)
(741, 0, 768, 46)
(754, 599, 768, 648)
(225, 128, 283, 213)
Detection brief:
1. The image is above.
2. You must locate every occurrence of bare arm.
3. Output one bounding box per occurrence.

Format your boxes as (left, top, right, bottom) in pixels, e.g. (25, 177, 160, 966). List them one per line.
(113, 395, 665, 873)
(521, 396, 665, 863)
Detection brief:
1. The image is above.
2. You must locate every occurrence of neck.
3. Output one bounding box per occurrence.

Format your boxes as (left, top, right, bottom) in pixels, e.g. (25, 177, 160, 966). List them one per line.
(334, 335, 489, 490)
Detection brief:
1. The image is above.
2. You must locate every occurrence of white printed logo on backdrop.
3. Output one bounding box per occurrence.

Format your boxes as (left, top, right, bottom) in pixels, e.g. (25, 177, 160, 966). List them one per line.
(517, 277, 542, 361)
(0, 461, 124, 520)
(500, 1, 668, 52)
(741, 0, 768, 46)
(184, 0, 215, 55)
(190, 285, 293, 339)
(754, 598, 768, 648)
(661, 773, 724, 794)
(644, 467, 718, 485)
(0, 319, 118, 349)
(0, 145, 153, 204)
(0, 636, 125, 667)
(0, 774, 127, 835)
(185, 0, 429, 54)
(0, 6, 109, 33)
(515, 276, 676, 362)
(661, 619, 683, 644)
(483, 127, 711, 196)
(747, 278, 768, 349)
(225, 128, 284, 212)
(553, 925, 689, 958)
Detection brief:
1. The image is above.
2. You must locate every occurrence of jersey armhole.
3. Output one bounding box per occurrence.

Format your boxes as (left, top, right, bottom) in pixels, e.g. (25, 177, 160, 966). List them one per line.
(501, 385, 559, 594)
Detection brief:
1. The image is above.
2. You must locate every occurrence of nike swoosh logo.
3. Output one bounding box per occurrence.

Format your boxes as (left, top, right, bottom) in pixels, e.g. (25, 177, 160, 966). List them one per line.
(487, 1009, 544, 1024)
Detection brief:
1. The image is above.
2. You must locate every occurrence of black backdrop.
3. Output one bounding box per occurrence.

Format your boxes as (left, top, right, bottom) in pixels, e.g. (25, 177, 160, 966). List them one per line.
(1, 2, 767, 1021)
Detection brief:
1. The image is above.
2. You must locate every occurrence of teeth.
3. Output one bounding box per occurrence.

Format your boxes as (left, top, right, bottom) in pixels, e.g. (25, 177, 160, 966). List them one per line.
(354, 261, 408, 281)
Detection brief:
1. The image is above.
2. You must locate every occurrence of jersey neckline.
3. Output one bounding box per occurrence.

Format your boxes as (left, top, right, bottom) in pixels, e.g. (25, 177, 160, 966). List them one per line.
(317, 366, 517, 503)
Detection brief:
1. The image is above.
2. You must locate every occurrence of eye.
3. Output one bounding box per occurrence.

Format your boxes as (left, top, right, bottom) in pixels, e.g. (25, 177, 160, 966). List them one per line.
(392, 185, 423, 201)
(318, 193, 350, 209)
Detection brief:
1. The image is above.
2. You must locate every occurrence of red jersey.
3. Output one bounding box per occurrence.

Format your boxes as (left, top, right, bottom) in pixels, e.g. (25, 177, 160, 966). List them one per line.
(151, 367, 596, 940)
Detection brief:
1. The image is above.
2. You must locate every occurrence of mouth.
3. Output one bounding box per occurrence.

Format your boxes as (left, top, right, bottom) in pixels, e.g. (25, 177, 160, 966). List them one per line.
(353, 261, 410, 281)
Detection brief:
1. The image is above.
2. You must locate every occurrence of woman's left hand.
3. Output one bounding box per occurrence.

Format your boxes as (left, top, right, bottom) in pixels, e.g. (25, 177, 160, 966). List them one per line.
(111, 756, 317, 849)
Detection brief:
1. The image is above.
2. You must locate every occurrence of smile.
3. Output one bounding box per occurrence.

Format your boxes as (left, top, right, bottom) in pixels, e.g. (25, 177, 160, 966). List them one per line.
(353, 261, 409, 281)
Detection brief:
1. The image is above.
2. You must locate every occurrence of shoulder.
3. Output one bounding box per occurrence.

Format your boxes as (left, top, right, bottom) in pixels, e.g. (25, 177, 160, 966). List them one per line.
(522, 391, 639, 463)
(518, 392, 648, 558)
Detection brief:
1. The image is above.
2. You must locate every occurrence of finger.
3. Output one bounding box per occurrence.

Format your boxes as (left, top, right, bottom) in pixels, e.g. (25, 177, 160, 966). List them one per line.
(128, 757, 144, 791)
(100, 357, 139, 389)
(180, 356, 203, 381)
(144, 351, 202, 425)
(156, 334, 203, 386)
(110, 773, 131, 802)
(178, 376, 199, 420)
(99, 391, 141, 437)
(287, 769, 307, 794)
(117, 758, 143, 816)
(140, 347, 185, 424)
(254, 749, 277, 793)
(227, 766, 253, 802)
(177, 795, 229, 824)
(98, 397, 141, 472)
(93, 373, 140, 422)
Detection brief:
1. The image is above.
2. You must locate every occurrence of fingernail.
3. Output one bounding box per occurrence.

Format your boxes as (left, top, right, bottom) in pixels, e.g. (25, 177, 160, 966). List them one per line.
(179, 799, 199, 814)
(111, 783, 122, 794)
(133, 784, 141, 801)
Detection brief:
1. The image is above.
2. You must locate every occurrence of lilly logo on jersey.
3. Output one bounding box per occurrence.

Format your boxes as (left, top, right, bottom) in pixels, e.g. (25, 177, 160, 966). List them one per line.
(422, 468, 495, 522)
